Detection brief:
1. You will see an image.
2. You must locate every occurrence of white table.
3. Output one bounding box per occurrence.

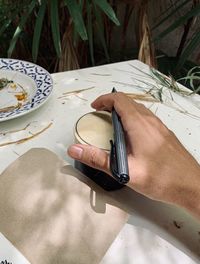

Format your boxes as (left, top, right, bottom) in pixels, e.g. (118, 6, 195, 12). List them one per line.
(0, 60, 200, 264)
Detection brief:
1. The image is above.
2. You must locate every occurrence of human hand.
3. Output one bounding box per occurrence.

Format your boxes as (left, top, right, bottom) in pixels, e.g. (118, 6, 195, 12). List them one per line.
(68, 93, 200, 216)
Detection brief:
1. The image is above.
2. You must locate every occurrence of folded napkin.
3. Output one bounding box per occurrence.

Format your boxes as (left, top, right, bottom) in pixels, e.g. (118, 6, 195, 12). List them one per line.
(0, 148, 128, 264)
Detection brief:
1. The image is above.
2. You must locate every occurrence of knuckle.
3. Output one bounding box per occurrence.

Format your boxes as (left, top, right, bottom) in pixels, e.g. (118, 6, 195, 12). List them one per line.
(87, 148, 109, 172)
(89, 149, 99, 168)
(114, 92, 125, 100)
(117, 91, 125, 96)
(137, 102, 145, 108)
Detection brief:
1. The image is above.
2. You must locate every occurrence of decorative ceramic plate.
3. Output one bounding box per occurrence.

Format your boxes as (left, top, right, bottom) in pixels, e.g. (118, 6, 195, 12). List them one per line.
(0, 58, 53, 122)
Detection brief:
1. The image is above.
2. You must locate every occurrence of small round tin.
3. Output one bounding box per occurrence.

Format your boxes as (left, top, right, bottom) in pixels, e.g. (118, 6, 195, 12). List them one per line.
(74, 111, 124, 191)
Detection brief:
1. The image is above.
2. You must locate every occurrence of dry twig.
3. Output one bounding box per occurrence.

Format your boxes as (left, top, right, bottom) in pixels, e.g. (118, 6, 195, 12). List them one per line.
(57, 86, 95, 100)
(0, 123, 31, 135)
(125, 92, 158, 102)
(90, 73, 112, 76)
(0, 122, 53, 147)
(0, 103, 21, 113)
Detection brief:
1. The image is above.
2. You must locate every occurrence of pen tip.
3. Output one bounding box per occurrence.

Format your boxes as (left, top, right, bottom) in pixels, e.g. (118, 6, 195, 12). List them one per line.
(112, 87, 117, 93)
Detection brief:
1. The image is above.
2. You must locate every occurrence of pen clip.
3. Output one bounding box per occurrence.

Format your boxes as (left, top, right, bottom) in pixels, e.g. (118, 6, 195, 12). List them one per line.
(110, 140, 129, 185)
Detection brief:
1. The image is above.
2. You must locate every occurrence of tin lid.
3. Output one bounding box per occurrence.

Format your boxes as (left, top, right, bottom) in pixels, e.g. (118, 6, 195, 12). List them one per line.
(75, 111, 113, 151)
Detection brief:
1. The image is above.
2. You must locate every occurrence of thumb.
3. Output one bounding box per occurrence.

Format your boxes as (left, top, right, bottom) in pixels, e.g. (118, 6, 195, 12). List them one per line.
(67, 144, 110, 175)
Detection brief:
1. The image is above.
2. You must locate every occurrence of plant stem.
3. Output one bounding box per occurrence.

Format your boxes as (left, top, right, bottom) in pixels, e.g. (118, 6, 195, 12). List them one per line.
(176, 17, 193, 59)
(176, 0, 198, 59)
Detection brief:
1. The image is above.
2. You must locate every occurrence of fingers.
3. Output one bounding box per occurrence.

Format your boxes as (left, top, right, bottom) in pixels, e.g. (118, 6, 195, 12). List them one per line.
(67, 144, 110, 175)
(91, 92, 153, 120)
(91, 93, 151, 135)
(91, 92, 135, 117)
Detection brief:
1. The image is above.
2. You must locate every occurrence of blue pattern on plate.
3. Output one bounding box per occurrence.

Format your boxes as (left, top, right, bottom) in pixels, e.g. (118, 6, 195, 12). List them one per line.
(0, 59, 53, 121)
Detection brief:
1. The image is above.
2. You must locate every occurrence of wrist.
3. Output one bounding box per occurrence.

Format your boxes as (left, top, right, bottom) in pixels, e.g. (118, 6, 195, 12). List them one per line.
(175, 162, 200, 219)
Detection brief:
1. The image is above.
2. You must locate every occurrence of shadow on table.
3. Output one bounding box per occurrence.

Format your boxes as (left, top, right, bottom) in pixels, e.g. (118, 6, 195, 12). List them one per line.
(64, 165, 200, 264)
(0, 149, 127, 264)
(0, 146, 199, 264)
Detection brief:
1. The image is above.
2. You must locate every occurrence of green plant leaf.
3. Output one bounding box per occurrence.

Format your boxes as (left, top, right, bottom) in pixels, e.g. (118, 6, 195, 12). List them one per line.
(72, 0, 84, 46)
(86, 0, 95, 65)
(177, 68, 200, 90)
(93, 0, 120, 26)
(177, 75, 200, 82)
(177, 30, 200, 69)
(50, 0, 61, 58)
(187, 66, 200, 76)
(157, 87, 163, 102)
(64, 0, 88, 40)
(7, 0, 37, 57)
(32, 1, 47, 62)
(0, 18, 13, 36)
(0, 7, 21, 36)
(94, 3, 110, 62)
(192, 85, 200, 94)
(155, 0, 182, 21)
(152, 0, 188, 30)
(155, 4, 200, 41)
(174, 64, 200, 94)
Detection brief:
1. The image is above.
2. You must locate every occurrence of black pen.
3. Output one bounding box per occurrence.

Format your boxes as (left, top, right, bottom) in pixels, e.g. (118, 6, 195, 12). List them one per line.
(110, 88, 129, 184)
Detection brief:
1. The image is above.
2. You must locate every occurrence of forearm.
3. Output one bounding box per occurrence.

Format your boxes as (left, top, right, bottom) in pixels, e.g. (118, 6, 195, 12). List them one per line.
(176, 162, 200, 220)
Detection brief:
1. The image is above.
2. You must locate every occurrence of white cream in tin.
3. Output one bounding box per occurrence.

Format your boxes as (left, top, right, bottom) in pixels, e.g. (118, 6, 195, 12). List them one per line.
(74, 111, 124, 191)
(75, 111, 113, 150)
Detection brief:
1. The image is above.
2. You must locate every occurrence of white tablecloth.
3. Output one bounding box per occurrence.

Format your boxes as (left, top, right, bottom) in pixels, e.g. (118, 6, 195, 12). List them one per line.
(0, 60, 200, 264)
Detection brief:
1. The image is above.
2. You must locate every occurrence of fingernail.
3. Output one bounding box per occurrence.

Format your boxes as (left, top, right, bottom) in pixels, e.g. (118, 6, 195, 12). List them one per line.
(68, 145, 83, 159)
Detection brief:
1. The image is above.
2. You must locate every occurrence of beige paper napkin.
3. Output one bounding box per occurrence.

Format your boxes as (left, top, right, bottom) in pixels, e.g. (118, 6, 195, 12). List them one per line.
(0, 148, 128, 264)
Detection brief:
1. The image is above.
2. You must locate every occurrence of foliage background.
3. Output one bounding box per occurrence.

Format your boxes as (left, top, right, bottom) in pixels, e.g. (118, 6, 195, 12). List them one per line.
(0, 0, 200, 84)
